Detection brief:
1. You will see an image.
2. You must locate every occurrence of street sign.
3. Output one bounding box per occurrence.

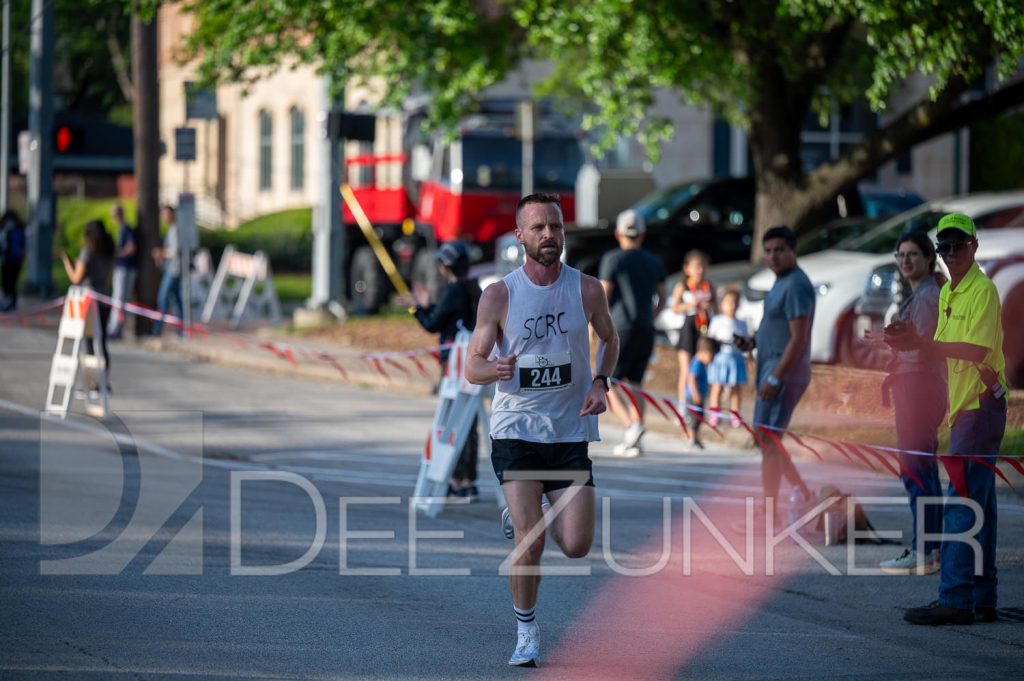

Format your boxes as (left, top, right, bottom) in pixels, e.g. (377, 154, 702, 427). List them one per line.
(184, 82, 218, 121)
(175, 127, 196, 162)
(176, 192, 198, 252)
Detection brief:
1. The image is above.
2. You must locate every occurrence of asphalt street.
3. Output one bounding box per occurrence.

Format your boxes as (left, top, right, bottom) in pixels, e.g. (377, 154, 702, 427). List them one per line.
(1, 322, 1023, 680)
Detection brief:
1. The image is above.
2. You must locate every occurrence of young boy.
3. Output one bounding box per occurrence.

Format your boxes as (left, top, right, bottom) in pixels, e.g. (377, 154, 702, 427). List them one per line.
(686, 336, 719, 449)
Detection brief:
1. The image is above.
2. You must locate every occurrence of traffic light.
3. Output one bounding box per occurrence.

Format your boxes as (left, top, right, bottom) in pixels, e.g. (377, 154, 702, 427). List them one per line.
(54, 125, 85, 154)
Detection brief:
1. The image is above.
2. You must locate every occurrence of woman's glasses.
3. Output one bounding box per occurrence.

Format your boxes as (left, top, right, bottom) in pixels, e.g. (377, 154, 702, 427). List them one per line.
(893, 251, 923, 260)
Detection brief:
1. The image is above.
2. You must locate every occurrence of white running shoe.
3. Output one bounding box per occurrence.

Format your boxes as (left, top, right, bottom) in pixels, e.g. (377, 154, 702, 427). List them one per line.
(623, 421, 645, 449)
(879, 548, 940, 575)
(501, 506, 514, 539)
(508, 626, 540, 667)
(612, 443, 641, 458)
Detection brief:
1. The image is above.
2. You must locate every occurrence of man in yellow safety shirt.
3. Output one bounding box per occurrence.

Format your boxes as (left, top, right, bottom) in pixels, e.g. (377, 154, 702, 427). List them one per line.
(887, 212, 1007, 626)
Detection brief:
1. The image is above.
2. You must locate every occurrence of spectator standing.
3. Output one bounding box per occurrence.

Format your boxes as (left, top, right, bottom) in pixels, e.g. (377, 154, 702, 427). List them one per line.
(413, 241, 483, 499)
(685, 336, 719, 449)
(598, 209, 667, 457)
(871, 231, 946, 575)
(670, 251, 715, 411)
(0, 210, 26, 311)
(61, 220, 115, 379)
(705, 289, 749, 428)
(895, 214, 1008, 626)
(151, 205, 182, 336)
(733, 226, 813, 523)
(107, 203, 138, 339)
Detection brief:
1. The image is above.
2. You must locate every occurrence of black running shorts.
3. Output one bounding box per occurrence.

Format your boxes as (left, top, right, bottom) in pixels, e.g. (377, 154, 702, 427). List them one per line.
(613, 324, 655, 383)
(491, 438, 595, 492)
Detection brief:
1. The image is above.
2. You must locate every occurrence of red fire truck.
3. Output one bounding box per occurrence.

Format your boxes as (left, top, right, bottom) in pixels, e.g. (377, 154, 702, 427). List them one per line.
(341, 100, 585, 312)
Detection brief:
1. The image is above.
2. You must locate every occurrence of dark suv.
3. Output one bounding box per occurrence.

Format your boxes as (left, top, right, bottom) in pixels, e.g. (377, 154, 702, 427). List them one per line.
(564, 176, 865, 276)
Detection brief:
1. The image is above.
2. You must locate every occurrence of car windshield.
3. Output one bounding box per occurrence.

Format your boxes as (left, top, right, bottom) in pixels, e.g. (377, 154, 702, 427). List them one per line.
(462, 136, 584, 191)
(632, 182, 706, 222)
(832, 207, 945, 254)
(796, 217, 878, 256)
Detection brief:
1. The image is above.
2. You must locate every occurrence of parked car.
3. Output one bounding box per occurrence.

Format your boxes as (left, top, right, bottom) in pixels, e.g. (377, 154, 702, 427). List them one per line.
(859, 186, 926, 219)
(853, 227, 1024, 383)
(737, 191, 1024, 366)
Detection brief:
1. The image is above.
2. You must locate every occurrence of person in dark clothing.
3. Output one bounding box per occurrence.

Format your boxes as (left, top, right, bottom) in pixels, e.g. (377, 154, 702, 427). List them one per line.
(61, 220, 115, 380)
(598, 209, 667, 457)
(413, 240, 483, 498)
(0, 210, 26, 311)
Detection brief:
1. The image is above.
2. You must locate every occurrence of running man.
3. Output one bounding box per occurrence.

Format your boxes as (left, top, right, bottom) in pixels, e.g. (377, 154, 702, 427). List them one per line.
(466, 192, 619, 667)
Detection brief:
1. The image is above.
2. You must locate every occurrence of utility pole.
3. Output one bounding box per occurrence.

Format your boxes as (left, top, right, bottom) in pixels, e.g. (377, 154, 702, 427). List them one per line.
(25, 0, 54, 295)
(1, 0, 11, 212)
(132, 7, 160, 331)
(309, 78, 343, 311)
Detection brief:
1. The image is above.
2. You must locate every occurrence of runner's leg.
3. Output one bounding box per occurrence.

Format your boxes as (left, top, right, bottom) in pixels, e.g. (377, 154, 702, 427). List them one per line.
(545, 484, 595, 559)
(503, 480, 546, 609)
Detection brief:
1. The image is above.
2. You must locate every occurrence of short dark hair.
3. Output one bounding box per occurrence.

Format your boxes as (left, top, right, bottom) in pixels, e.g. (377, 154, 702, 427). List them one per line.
(763, 225, 796, 249)
(696, 336, 720, 355)
(515, 192, 562, 226)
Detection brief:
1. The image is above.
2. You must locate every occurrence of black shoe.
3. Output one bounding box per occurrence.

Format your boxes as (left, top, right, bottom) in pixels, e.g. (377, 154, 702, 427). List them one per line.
(975, 606, 998, 623)
(904, 601, 974, 625)
(462, 484, 479, 501)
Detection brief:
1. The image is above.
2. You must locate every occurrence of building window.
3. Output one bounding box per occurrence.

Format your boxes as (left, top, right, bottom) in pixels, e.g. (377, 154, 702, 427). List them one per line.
(290, 107, 305, 191)
(799, 97, 877, 176)
(259, 109, 272, 192)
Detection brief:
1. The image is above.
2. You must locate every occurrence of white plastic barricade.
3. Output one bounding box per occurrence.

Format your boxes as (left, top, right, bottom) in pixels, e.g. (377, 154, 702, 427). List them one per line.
(413, 329, 491, 517)
(200, 245, 281, 329)
(189, 247, 215, 317)
(44, 286, 109, 419)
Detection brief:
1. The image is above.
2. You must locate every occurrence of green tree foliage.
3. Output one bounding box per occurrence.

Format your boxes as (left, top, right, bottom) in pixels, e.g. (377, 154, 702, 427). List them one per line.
(180, 1, 1024, 249)
(9, 0, 136, 122)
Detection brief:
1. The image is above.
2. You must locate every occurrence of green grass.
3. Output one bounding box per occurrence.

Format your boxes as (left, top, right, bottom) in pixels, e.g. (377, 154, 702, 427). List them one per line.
(274, 273, 311, 303)
(200, 208, 312, 272)
(56, 197, 138, 257)
(1002, 428, 1024, 456)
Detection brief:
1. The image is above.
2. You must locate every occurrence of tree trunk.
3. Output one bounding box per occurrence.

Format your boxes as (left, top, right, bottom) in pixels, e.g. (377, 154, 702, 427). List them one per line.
(131, 9, 159, 334)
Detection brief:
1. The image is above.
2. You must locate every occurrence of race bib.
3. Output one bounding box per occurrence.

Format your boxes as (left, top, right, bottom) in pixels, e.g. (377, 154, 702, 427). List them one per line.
(518, 351, 572, 392)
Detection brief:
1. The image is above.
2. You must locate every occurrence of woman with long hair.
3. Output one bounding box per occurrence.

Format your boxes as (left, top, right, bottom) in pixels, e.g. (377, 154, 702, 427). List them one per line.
(62, 220, 116, 378)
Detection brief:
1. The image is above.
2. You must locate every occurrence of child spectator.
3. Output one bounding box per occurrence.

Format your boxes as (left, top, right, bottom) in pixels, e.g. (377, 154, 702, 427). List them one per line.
(670, 250, 715, 410)
(685, 336, 720, 450)
(706, 289, 749, 428)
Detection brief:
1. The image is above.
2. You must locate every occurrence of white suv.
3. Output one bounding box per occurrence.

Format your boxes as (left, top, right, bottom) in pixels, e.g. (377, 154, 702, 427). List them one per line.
(737, 191, 1024, 365)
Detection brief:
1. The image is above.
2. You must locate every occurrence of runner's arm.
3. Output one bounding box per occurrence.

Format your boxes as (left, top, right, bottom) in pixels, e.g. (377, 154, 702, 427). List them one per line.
(585, 275, 618, 377)
(465, 282, 511, 385)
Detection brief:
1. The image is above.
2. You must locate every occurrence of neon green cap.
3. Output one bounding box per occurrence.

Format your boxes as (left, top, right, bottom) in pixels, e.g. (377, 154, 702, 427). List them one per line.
(936, 212, 977, 237)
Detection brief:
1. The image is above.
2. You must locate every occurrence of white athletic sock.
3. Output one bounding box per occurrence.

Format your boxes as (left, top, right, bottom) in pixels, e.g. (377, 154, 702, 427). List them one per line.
(514, 604, 537, 633)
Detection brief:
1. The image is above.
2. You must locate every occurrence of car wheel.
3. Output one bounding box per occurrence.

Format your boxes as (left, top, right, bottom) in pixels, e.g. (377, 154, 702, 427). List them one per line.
(349, 246, 388, 314)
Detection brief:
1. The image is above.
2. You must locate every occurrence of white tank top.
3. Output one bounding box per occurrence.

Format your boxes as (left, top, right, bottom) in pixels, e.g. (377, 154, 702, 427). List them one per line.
(490, 265, 599, 443)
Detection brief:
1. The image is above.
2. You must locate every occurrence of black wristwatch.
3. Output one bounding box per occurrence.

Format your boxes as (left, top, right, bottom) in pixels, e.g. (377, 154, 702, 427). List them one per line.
(593, 374, 610, 392)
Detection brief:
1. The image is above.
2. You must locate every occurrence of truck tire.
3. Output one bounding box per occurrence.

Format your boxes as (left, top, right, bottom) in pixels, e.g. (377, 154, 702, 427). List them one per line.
(412, 248, 444, 303)
(350, 246, 388, 314)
